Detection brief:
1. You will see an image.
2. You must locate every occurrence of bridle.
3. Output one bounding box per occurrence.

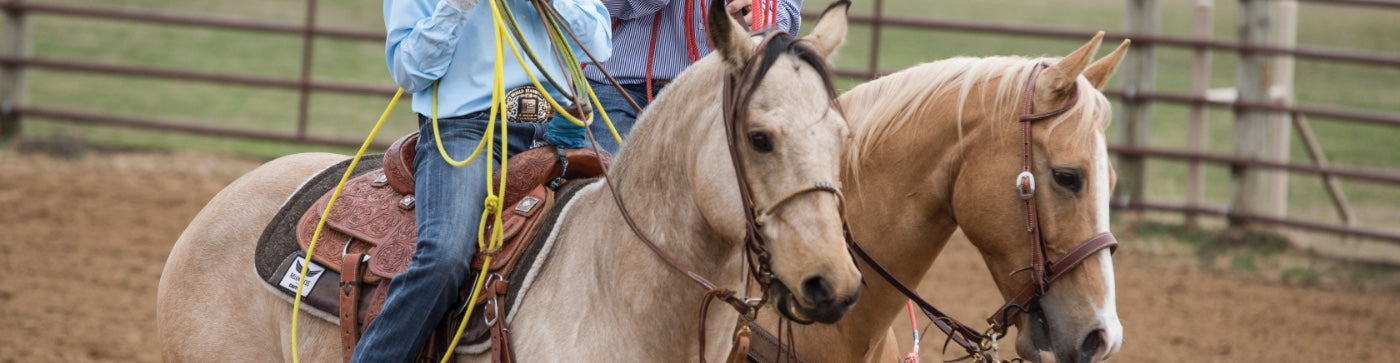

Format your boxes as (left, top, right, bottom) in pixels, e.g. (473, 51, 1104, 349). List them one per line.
(539, 3, 849, 361)
(846, 63, 1118, 363)
(586, 30, 848, 363)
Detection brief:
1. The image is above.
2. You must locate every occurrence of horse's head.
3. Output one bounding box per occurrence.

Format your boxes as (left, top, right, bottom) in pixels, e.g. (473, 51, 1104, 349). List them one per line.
(947, 33, 1130, 362)
(696, 0, 862, 324)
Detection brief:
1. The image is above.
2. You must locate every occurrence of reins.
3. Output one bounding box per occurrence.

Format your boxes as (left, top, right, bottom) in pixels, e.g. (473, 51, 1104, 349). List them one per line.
(531, 4, 822, 362)
(845, 63, 1117, 363)
(581, 31, 773, 363)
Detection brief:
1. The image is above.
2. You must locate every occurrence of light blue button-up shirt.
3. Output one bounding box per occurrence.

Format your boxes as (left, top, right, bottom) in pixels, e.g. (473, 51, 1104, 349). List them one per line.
(385, 0, 613, 117)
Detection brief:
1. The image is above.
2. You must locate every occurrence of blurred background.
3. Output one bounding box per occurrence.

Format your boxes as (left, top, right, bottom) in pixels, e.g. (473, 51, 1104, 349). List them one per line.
(0, 0, 1397, 361)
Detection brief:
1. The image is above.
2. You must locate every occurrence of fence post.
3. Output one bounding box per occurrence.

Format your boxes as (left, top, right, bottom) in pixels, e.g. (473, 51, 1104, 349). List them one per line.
(1116, 0, 1157, 209)
(0, 0, 27, 143)
(1231, 0, 1282, 227)
(295, 0, 318, 140)
(1185, 0, 1214, 227)
(867, 0, 883, 78)
(1269, 0, 1297, 217)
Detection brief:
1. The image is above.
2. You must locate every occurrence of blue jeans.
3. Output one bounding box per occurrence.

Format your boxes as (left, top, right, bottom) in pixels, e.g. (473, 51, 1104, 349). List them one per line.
(350, 113, 547, 363)
(585, 79, 659, 154)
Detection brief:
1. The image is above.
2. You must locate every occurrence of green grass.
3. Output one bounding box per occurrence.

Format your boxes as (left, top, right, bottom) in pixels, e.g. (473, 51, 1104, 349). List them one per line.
(14, 0, 1400, 232)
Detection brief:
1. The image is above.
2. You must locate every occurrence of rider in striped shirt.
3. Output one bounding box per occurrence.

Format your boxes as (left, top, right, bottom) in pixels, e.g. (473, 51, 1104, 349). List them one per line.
(582, 0, 803, 153)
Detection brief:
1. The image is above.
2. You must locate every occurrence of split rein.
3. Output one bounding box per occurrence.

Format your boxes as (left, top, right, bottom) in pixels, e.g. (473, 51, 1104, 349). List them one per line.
(582, 31, 849, 363)
(849, 63, 1119, 363)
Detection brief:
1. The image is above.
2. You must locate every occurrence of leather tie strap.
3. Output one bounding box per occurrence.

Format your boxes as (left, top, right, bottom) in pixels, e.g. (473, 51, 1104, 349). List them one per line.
(339, 252, 367, 363)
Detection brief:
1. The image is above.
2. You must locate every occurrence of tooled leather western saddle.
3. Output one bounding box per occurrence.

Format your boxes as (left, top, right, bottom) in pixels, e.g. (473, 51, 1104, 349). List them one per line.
(293, 132, 610, 363)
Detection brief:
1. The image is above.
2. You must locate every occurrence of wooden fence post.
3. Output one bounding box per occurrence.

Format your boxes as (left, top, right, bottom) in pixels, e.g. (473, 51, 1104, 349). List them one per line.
(1269, 0, 1297, 217)
(1117, 0, 1157, 209)
(1231, 0, 1282, 227)
(0, 0, 28, 143)
(1185, 0, 1214, 227)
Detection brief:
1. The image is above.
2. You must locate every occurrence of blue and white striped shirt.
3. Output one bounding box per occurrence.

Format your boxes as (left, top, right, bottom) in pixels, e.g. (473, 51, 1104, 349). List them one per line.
(583, 0, 802, 85)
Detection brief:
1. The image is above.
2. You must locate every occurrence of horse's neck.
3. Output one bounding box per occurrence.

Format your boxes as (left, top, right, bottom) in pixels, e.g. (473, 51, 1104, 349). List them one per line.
(542, 68, 748, 356)
(836, 79, 994, 343)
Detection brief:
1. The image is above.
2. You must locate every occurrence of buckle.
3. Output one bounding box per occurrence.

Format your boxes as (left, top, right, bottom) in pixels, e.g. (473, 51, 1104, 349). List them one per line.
(505, 86, 554, 123)
(1015, 171, 1035, 200)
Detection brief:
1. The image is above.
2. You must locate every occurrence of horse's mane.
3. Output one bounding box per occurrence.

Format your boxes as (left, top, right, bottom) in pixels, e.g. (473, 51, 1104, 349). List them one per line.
(843, 56, 1113, 166)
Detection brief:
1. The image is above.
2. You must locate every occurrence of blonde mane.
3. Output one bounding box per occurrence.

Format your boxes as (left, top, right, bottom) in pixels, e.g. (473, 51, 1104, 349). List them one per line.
(842, 56, 1113, 168)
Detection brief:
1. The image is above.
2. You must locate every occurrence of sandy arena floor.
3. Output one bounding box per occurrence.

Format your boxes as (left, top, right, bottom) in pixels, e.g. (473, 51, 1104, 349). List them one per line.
(1, 151, 1397, 362)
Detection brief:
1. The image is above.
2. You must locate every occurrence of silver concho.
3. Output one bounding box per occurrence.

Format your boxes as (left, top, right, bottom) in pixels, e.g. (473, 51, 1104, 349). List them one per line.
(515, 196, 540, 214)
(505, 86, 554, 123)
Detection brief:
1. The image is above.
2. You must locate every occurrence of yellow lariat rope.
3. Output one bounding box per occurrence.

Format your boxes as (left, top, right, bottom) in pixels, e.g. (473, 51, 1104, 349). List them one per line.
(291, 88, 403, 363)
(292, 1, 625, 362)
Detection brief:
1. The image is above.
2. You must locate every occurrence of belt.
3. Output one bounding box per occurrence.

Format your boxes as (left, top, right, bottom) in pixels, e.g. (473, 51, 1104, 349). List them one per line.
(505, 86, 592, 123)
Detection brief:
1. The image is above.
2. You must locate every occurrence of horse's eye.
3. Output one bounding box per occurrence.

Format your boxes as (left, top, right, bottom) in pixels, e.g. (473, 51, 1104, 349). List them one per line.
(1052, 168, 1082, 193)
(748, 131, 774, 153)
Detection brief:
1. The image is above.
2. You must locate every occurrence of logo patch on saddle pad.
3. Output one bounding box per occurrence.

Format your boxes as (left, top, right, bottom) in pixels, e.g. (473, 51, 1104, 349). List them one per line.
(279, 256, 326, 297)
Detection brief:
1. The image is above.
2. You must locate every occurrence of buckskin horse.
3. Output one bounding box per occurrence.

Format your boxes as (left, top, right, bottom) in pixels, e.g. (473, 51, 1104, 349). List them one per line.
(750, 33, 1130, 363)
(156, 2, 861, 362)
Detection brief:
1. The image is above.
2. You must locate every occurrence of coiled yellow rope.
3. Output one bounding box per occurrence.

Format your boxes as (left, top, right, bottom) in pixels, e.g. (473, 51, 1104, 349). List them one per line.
(292, 1, 625, 362)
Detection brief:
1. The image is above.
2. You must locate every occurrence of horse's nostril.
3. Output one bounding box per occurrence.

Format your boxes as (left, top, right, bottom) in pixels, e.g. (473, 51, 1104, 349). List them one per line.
(801, 276, 834, 304)
(1081, 329, 1108, 362)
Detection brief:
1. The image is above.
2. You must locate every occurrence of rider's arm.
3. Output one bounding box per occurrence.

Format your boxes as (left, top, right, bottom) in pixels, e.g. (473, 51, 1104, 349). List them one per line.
(384, 0, 477, 93)
(600, 0, 669, 20)
(774, 0, 803, 35)
(554, 0, 614, 64)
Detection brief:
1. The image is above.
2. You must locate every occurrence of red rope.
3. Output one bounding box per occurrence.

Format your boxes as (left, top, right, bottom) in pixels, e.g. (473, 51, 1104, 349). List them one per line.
(645, 11, 663, 102)
(684, 0, 700, 62)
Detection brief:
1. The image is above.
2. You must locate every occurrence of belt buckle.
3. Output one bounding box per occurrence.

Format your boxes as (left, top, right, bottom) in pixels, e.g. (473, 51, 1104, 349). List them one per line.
(505, 86, 553, 123)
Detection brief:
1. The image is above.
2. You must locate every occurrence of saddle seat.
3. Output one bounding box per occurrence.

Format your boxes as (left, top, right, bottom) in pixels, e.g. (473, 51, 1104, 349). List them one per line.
(291, 131, 611, 362)
(295, 132, 610, 283)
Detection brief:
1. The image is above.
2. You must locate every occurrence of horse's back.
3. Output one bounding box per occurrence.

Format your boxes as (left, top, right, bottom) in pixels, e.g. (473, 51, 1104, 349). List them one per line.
(157, 152, 348, 362)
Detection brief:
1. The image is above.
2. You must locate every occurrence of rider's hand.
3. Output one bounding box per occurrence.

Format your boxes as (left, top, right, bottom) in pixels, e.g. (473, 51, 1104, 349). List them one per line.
(546, 113, 587, 150)
(726, 0, 753, 25)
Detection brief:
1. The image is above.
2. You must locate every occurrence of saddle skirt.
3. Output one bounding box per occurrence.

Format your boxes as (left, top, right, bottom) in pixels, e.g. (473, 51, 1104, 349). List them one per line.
(295, 132, 611, 283)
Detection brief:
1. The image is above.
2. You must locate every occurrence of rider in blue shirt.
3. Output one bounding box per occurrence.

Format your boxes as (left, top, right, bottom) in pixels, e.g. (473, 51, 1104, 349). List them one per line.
(352, 0, 611, 361)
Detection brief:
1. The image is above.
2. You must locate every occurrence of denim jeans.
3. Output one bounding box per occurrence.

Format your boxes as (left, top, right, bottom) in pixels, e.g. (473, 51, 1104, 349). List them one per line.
(350, 113, 547, 363)
(585, 79, 659, 154)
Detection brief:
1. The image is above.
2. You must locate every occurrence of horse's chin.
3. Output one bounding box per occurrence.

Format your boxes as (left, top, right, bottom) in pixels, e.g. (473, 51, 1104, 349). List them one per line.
(1016, 310, 1057, 363)
(766, 281, 849, 325)
(1016, 310, 1109, 363)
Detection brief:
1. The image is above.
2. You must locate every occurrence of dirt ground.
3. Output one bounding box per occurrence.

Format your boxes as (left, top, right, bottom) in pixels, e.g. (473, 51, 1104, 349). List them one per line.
(2, 150, 1398, 362)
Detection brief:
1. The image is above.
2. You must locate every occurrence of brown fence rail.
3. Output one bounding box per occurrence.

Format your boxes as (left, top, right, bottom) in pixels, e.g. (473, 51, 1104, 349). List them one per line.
(3, 0, 1399, 242)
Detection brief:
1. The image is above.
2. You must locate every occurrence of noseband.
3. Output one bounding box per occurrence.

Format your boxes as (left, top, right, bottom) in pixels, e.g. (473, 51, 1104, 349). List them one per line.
(847, 63, 1118, 363)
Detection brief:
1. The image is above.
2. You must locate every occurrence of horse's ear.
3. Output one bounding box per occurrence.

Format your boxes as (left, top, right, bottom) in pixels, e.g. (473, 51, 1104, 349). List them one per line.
(801, 0, 851, 60)
(1038, 31, 1104, 96)
(707, 0, 754, 75)
(1083, 39, 1131, 90)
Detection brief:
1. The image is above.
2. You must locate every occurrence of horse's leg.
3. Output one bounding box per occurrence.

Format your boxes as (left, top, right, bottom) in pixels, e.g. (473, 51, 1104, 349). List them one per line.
(157, 153, 347, 362)
(866, 328, 903, 363)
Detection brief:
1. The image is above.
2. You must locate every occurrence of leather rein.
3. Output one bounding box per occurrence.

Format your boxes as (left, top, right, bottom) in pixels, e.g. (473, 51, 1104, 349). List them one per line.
(525, 5, 849, 362)
(580, 30, 846, 362)
(847, 63, 1118, 363)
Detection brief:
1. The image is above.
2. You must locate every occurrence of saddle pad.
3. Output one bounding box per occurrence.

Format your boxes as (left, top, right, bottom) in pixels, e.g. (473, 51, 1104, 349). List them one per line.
(255, 155, 383, 286)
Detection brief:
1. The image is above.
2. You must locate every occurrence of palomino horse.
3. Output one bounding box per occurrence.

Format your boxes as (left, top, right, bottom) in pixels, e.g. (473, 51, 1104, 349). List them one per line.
(156, 3, 861, 362)
(753, 34, 1130, 362)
